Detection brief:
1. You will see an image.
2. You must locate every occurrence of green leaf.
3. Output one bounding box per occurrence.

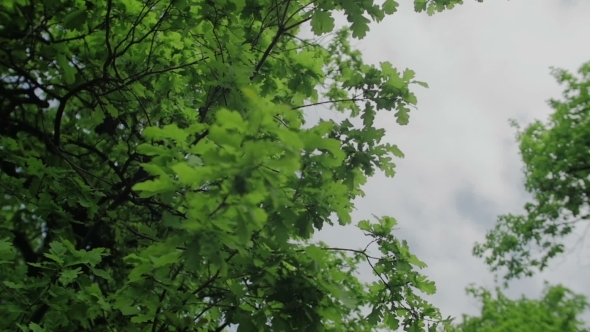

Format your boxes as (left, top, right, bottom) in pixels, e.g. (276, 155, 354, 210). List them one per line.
(402, 68, 416, 81)
(427, 3, 436, 16)
(59, 267, 82, 286)
(339, 290, 358, 309)
(358, 220, 372, 231)
(90, 267, 113, 280)
(150, 250, 181, 268)
(216, 108, 246, 131)
(3, 280, 24, 289)
(351, 15, 371, 39)
(0, 238, 15, 261)
(28, 323, 45, 332)
(408, 254, 428, 268)
(383, 0, 399, 15)
(412, 80, 429, 88)
(395, 106, 410, 125)
(171, 162, 204, 186)
(62, 9, 88, 31)
(75, 247, 106, 266)
(49, 241, 67, 257)
(173, 0, 188, 10)
(304, 245, 325, 262)
(56, 54, 75, 84)
(388, 144, 404, 158)
(44, 253, 64, 265)
(133, 179, 174, 195)
(237, 320, 258, 332)
(310, 10, 335, 35)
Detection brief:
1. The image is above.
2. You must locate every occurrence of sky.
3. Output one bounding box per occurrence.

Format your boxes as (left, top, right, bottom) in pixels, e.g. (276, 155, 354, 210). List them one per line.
(300, 0, 590, 324)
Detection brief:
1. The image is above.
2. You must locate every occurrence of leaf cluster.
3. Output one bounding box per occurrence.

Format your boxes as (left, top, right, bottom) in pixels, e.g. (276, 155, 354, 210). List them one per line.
(473, 61, 590, 281)
(0, 0, 482, 331)
(451, 284, 589, 332)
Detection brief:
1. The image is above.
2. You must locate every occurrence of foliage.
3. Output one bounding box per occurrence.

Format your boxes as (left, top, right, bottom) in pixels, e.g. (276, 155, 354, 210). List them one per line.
(449, 283, 589, 332)
(473, 61, 590, 281)
(0, 0, 484, 331)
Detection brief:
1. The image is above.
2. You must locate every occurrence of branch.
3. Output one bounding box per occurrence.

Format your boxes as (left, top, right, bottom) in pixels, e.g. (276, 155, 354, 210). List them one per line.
(212, 321, 230, 332)
(53, 77, 113, 146)
(251, 25, 286, 79)
(292, 97, 363, 110)
(102, 0, 114, 76)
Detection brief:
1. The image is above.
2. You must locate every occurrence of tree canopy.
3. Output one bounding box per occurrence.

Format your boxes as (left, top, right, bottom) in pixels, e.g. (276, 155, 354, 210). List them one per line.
(473, 61, 590, 281)
(451, 284, 589, 332)
(0, 0, 485, 331)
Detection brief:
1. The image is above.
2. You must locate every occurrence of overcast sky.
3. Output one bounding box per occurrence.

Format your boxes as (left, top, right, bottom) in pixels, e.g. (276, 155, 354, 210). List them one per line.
(303, 0, 590, 324)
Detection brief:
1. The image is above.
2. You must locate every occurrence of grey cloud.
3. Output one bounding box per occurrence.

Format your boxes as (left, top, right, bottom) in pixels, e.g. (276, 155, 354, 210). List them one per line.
(454, 183, 498, 230)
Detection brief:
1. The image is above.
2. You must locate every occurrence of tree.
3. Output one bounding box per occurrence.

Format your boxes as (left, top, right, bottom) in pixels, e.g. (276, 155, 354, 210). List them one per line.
(473, 61, 590, 281)
(450, 284, 589, 332)
(0, 0, 483, 331)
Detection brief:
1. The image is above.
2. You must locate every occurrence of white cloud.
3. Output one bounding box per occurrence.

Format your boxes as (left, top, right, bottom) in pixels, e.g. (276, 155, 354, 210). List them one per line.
(307, 0, 590, 323)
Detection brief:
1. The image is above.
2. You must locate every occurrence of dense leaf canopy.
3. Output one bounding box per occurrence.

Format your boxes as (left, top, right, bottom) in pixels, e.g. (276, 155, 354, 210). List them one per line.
(474, 61, 590, 281)
(451, 284, 589, 332)
(0, 0, 483, 331)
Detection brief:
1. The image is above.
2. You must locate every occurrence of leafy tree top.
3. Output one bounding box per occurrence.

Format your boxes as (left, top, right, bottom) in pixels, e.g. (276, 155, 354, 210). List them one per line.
(474, 61, 590, 282)
(451, 284, 589, 332)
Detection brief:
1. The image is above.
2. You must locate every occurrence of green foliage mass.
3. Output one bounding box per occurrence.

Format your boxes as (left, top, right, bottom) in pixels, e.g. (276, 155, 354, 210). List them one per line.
(473, 61, 590, 282)
(451, 284, 589, 332)
(0, 0, 485, 331)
